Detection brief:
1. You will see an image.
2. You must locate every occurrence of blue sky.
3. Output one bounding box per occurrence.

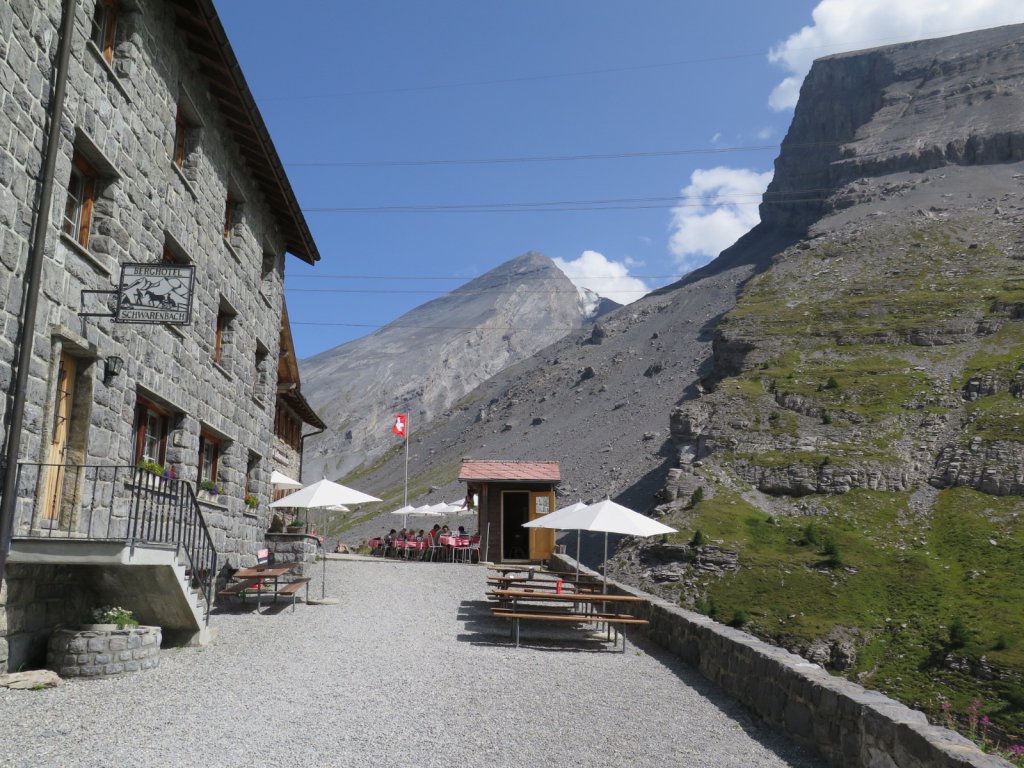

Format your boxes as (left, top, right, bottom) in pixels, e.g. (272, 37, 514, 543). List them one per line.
(214, 1, 1024, 359)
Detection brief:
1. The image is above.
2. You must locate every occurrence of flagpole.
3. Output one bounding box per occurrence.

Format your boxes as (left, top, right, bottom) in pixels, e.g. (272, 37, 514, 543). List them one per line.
(403, 415, 410, 529)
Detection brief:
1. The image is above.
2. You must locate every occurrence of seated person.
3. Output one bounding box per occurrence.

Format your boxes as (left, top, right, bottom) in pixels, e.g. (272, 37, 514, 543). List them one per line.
(415, 529, 426, 542)
(456, 526, 467, 536)
(429, 524, 441, 541)
(440, 525, 451, 537)
(383, 529, 397, 545)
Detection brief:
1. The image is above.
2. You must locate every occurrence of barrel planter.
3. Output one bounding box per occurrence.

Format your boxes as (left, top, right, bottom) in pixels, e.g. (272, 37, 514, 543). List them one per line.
(47, 626, 161, 678)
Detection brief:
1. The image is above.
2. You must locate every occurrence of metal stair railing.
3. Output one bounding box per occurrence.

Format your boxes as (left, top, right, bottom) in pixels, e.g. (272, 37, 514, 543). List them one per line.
(11, 463, 217, 625)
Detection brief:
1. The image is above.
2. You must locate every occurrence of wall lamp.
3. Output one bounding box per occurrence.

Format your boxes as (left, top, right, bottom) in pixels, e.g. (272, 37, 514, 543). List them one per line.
(103, 355, 124, 383)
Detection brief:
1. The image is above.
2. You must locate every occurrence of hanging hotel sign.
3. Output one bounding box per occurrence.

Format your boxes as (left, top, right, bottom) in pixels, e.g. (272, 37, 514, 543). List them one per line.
(114, 263, 196, 325)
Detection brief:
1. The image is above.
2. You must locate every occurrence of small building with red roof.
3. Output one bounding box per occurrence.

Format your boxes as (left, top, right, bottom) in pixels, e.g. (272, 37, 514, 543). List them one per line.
(458, 459, 560, 562)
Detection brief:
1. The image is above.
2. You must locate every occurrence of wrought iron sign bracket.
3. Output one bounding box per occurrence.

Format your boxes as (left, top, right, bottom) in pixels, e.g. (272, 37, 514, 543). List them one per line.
(78, 289, 118, 318)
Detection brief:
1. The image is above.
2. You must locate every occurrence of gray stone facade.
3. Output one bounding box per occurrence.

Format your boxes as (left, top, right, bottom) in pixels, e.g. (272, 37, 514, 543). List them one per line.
(0, 0, 319, 672)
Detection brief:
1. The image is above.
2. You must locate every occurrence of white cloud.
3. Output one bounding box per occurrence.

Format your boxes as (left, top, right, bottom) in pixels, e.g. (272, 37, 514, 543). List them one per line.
(553, 250, 650, 306)
(769, 0, 1024, 110)
(711, 132, 722, 144)
(756, 126, 774, 141)
(668, 167, 774, 273)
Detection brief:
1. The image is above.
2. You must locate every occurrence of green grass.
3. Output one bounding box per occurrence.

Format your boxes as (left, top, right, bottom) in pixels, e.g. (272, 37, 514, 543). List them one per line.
(668, 487, 1024, 742)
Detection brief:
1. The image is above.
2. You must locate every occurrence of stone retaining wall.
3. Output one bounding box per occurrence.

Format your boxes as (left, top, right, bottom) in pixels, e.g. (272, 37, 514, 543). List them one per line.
(47, 626, 161, 678)
(265, 534, 319, 578)
(549, 554, 1009, 768)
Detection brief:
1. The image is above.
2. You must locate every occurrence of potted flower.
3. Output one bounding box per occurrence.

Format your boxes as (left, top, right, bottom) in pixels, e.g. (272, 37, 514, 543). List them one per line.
(197, 479, 221, 499)
(137, 460, 163, 476)
(85, 605, 138, 631)
(134, 460, 164, 487)
(244, 493, 259, 510)
(286, 517, 305, 534)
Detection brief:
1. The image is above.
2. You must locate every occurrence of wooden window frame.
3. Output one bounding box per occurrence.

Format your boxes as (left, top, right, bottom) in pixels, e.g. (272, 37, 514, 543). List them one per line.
(173, 106, 189, 169)
(198, 432, 221, 485)
(90, 0, 117, 64)
(223, 193, 235, 240)
(133, 397, 170, 466)
(63, 153, 97, 248)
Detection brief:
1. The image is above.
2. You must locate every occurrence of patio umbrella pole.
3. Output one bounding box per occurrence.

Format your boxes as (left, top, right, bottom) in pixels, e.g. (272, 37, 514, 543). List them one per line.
(603, 531, 608, 594)
(576, 530, 581, 580)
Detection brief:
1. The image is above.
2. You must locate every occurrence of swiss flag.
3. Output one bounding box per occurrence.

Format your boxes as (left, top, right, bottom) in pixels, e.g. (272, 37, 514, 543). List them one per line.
(392, 414, 408, 438)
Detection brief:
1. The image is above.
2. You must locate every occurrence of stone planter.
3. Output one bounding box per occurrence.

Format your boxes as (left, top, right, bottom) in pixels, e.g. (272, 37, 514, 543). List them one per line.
(47, 626, 161, 678)
(81, 623, 118, 631)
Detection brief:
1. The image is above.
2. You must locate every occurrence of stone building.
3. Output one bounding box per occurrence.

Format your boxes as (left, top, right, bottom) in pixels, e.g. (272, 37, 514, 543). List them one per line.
(0, 0, 322, 672)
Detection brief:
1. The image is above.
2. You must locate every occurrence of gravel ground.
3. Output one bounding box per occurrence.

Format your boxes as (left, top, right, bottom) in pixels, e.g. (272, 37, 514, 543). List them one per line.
(1, 559, 822, 768)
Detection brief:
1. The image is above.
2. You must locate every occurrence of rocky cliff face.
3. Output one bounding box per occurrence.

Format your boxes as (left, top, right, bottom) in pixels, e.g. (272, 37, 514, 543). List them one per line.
(300, 252, 618, 480)
(763, 23, 1024, 231)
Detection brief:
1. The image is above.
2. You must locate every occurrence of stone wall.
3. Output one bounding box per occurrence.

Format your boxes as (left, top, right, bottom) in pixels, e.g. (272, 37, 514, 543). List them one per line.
(4, 563, 93, 671)
(549, 553, 1011, 768)
(47, 626, 160, 677)
(0, 0, 305, 671)
(264, 533, 319, 578)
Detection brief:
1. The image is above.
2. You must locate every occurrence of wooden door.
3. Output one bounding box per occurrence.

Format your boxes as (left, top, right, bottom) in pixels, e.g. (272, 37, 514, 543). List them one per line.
(528, 491, 556, 560)
(41, 353, 77, 524)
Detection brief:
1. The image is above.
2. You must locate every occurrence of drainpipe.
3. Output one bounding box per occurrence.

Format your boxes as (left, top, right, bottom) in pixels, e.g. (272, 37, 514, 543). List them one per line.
(0, 0, 79, 582)
(297, 426, 325, 484)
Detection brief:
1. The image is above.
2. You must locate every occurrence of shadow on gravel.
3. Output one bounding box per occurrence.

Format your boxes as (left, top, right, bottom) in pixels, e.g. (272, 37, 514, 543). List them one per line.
(625, 632, 824, 767)
(210, 599, 299, 617)
(456, 599, 629, 653)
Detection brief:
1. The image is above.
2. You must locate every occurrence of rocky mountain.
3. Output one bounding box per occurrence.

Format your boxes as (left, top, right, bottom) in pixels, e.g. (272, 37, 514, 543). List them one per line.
(330, 24, 1024, 743)
(300, 252, 619, 479)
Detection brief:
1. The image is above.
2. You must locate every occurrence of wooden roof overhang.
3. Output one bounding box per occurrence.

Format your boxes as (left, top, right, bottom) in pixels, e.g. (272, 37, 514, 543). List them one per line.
(168, 0, 320, 265)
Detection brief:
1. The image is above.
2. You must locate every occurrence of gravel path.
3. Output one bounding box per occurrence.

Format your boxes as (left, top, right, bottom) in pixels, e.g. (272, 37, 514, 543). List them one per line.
(2, 559, 822, 768)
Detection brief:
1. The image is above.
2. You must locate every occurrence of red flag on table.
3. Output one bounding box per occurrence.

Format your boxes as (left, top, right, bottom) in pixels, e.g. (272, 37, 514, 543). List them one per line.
(392, 414, 408, 438)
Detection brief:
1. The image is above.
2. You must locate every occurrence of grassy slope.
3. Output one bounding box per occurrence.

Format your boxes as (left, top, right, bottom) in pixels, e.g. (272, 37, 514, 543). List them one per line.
(668, 221, 1024, 741)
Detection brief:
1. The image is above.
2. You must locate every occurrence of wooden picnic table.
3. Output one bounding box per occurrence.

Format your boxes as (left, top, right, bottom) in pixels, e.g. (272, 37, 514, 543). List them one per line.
(490, 589, 648, 650)
(486, 575, 604, 593)
(227, 561, 306, 611)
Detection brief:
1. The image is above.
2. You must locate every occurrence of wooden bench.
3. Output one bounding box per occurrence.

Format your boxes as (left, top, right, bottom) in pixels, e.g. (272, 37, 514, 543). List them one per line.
(490, 606, 648, 651)
(272, 578, 311, 612)
(217, 577, 262, 600)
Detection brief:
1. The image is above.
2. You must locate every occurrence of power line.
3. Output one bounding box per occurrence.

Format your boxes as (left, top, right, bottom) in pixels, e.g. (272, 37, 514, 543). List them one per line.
(301, 193, 828, 215)
(286, 287, 652, 295)
(291, 321, 588, 331)
(285, 143, 781, 168)
(286, 273, 682, 280)
(262, 24, 1022, 103)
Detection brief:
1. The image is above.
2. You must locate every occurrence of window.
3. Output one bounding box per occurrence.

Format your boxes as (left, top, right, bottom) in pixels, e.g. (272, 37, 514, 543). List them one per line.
(198, 432, 221, 485)
(274, 405, 301, 451)
(214, 310, 228, 363)
(133, 397, 169, 466)
(173, 106, 188, 169)
(223, 193, 235, 240)
(261, 252, 277, 281)
(254, 344, 269, 399)
(89, 0, 117, 64)
(62, 152, 97, 248)
(245, 452, 259, 496)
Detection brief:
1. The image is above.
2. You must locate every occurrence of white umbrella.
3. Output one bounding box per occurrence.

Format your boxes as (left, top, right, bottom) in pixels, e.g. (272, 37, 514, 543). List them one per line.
(270, 478, 381, 508)
(269, 479, 382, 601)
(271, 470, 303, 488)
(524, 498, 675, 590)
(391, 504, 417, 527)
(522, 500, 590, 576)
